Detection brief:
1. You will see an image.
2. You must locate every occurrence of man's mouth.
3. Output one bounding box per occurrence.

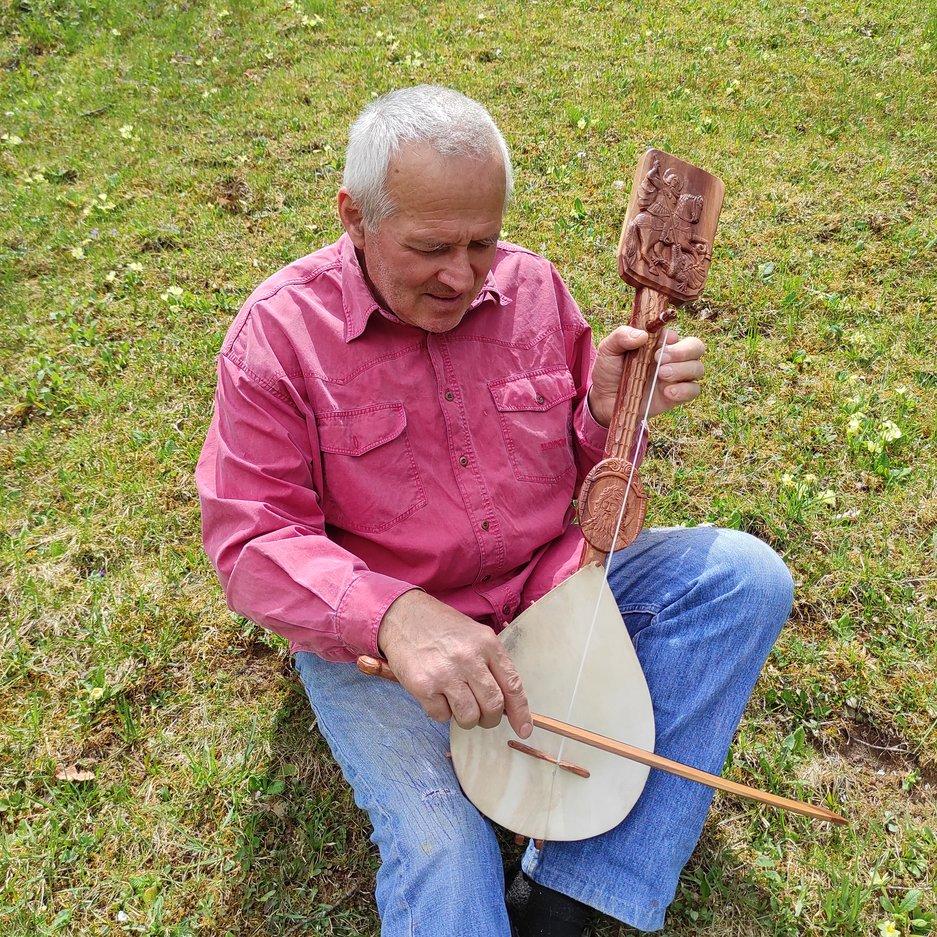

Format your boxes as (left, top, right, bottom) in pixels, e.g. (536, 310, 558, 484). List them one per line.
(428, 293, 463, 305)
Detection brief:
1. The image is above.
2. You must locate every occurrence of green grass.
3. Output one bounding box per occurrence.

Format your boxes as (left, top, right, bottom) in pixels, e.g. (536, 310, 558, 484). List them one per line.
(1, 0, 934, 934)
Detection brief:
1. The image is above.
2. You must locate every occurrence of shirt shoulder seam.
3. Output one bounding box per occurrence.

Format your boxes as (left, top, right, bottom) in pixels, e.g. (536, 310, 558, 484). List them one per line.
(224, 259, 343, 354)
(221, 349, 293, 403)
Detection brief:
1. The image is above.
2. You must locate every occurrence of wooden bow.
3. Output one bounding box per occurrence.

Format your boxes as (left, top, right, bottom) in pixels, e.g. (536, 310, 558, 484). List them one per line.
(357, 149, 846, 838)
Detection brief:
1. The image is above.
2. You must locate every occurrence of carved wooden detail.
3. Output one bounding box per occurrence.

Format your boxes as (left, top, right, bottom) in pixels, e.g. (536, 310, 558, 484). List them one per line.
(579, 149, 725, 571)
(578, 457, 647, 554)
(618, 150, 725, 304)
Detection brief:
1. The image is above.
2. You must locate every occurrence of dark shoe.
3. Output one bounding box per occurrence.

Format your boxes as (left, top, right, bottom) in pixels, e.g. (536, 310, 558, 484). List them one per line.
(505, 859, 530, 935)
(506, 863, 593, 937)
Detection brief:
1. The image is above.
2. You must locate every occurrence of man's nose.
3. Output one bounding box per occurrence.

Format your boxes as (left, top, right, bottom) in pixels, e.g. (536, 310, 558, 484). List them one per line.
(436, 250, 475, 294)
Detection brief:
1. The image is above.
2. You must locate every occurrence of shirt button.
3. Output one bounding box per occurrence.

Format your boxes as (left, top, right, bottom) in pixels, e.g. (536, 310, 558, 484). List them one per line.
(481, 520, 490, 531)
(536, 393, 545, 404)
(459, 455, 469, 467)
(444, 390, 454, 401)
(502, 603, 512, 616)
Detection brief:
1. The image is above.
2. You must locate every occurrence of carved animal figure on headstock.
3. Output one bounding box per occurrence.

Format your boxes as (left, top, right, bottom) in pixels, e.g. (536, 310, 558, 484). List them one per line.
(623, 160, 712, 295)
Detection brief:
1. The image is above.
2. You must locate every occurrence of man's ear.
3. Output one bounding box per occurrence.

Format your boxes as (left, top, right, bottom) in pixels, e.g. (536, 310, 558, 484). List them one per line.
(337, 189, 367, 249)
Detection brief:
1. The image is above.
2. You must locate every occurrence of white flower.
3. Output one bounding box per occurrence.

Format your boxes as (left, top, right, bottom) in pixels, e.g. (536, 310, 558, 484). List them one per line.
(880, 420, 902, 442)
(878, 921, 899, 937)
(846, 414, 864, 435)
(70, 246, 85, 259)
(2, 133, 23, 146)
(126, 261, 143, 272)
(118, 124, 134, 139)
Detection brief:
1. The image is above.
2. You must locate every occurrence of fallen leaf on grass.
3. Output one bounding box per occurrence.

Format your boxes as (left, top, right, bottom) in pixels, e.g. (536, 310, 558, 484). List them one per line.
(56, 764, 95, 782)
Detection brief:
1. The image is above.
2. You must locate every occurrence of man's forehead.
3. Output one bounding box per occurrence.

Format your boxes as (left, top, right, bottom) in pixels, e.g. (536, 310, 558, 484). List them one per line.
(383, 143, 505, 241)
(387, 139, 500, 179)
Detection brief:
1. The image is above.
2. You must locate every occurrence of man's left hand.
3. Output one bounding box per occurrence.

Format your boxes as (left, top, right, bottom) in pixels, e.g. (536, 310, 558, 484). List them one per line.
(587, 326, 705, 428)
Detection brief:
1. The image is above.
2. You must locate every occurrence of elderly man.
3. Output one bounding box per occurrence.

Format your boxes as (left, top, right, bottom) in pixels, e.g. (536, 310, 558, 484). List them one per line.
(197, 85, 793, 936)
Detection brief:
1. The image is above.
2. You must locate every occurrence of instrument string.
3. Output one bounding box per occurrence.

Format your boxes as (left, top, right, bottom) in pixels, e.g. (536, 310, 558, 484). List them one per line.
(540, 320, 669, 837)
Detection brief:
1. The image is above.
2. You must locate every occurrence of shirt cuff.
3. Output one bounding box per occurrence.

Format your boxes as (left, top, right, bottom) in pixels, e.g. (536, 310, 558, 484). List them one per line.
(579, 387, 650, 467)
(336, 572, 421, 659)
(576, 388, 610, 461)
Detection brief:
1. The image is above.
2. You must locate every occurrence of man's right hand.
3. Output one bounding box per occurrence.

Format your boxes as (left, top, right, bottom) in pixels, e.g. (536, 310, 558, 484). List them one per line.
(378, 589, 533, 739)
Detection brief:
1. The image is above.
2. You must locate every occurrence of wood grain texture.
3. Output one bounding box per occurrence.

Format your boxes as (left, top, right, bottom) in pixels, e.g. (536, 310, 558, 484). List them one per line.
(618, 148, 725, 303)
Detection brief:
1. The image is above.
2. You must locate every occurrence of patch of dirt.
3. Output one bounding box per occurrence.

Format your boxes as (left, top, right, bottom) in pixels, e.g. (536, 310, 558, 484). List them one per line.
(1, 402, 35, 430)
(138, 230, 182, 253)
(213, 175, 253, 214)
(834, 720, 937, 788)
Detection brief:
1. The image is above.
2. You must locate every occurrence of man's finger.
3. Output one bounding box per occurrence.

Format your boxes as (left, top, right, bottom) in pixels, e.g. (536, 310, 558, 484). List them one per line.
(424, 693, 453, 724)
(445, 683, 482, 730)
(659, 359, 704, 383)
(659, 336, 706, 364)
(489, 651, 532, 739)
(663, 382, 701, 403)
(601, 325, 649, 355)
(467, 669, 506, 729)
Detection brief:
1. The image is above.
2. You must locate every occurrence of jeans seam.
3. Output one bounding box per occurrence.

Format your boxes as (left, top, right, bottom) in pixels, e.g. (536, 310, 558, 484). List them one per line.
(300, 670, 416, 937)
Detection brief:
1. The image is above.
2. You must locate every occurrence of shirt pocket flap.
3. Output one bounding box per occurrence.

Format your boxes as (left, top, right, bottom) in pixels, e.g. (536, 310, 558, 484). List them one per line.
(316, 404, 407, 457)
(488, 369, 577, 413)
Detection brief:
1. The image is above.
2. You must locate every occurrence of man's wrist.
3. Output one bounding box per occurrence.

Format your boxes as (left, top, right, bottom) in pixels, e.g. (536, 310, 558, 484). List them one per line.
(586, 388, 611, 429)
(377, 587, 425, 658)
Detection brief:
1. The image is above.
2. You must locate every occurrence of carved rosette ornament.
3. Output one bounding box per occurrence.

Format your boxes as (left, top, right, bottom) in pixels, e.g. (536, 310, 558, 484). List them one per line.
(579, 150, 724, 568)
(578, 458, 647, 553)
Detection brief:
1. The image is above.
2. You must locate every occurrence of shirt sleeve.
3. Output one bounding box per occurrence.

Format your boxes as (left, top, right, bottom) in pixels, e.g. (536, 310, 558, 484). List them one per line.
(552, 264, 648, 486)
(196, 353, 418, 661)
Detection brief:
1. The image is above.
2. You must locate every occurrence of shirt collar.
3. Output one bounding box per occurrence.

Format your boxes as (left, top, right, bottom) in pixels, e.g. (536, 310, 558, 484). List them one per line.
(339, 233, 508, 343)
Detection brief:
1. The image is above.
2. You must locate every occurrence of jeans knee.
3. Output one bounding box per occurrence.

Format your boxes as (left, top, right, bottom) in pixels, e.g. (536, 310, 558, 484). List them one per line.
(711, 529, 793, 632)
(379, 789, 502, 888)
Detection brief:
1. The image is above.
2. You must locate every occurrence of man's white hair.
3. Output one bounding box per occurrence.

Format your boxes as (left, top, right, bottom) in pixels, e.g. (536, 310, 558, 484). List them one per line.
(343, 85, 514, 227)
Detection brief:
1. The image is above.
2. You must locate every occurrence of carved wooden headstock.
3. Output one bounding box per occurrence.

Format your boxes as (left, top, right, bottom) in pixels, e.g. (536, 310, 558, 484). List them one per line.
(579, 150, 725, 567)
(618, 149, 725, 304)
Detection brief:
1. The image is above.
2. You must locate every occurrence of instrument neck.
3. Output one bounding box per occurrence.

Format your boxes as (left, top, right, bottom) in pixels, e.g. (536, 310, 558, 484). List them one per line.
(603, 287, 670, 463)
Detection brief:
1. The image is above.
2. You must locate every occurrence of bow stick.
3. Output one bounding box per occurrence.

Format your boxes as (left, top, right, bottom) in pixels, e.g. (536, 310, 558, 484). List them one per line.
(356, 655, 846, 825)
(358, 149, 847, 837)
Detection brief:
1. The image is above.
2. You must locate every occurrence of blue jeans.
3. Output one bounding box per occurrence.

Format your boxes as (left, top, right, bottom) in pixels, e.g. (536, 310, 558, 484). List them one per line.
(294, 527, 793, 935)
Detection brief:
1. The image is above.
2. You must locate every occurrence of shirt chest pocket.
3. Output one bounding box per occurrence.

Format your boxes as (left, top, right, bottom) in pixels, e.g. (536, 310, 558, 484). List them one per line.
(315, 403, 427, 533)
(488, 369, 577, 484)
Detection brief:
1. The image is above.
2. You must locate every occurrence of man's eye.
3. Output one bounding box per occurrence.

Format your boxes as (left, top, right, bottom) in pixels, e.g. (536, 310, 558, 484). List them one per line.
(417, 246, 446, 255)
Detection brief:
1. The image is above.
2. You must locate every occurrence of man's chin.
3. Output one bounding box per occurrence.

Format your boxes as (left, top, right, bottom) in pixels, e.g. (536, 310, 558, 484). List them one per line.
(416, 299, 471, 332)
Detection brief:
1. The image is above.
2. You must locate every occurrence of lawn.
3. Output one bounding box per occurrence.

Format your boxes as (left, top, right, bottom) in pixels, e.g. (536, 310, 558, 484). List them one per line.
(1, 0, 934, 934)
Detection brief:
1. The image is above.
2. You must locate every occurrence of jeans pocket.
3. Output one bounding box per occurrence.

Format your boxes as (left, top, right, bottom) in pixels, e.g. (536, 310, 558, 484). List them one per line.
(316, 403, 427, 533)
(488, 368, 577, 483)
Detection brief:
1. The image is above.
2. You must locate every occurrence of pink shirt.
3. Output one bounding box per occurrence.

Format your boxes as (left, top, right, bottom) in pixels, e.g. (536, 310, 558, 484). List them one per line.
(196, 234, 631, 662)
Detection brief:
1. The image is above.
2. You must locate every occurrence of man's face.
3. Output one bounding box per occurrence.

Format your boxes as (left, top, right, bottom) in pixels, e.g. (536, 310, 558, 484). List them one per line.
(339, 143, 505, 333)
